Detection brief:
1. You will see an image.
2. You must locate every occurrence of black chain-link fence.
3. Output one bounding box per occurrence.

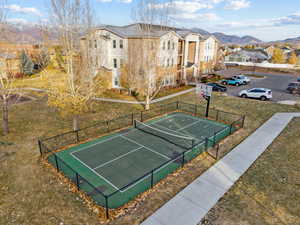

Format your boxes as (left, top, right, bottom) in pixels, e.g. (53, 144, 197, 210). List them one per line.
(39, 101, 245, 219)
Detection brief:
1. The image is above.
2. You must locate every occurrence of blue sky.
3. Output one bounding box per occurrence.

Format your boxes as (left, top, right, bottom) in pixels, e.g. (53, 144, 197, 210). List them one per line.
(3, 0, 300, 41)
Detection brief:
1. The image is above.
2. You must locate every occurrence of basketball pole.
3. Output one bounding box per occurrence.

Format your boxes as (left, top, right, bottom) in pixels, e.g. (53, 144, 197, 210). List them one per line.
(205, 95, 210, 118)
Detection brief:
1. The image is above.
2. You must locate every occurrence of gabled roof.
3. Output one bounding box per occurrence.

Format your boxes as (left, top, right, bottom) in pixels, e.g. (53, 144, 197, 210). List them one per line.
(175, 30, 202, 38)
(95, 23, 181, 39)
(200, 35, 220, 43)
(229, 49, 269, 60)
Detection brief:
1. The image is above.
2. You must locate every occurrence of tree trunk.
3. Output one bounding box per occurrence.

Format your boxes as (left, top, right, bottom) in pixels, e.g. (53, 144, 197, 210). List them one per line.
(2, 98, 9, 135)
(145, 95, 150, 110)
(73, 115, 79, 131)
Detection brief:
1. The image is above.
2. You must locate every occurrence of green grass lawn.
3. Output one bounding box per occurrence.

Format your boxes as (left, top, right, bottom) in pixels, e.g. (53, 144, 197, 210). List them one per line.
(0, 91, 299, 225)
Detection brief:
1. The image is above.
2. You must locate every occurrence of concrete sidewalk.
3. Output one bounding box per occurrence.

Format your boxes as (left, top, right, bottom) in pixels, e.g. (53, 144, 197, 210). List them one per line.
(141, 113, 300, 225)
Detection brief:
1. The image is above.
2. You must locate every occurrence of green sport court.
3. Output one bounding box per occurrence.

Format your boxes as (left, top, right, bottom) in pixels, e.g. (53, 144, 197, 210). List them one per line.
(48, 112, 232, 209)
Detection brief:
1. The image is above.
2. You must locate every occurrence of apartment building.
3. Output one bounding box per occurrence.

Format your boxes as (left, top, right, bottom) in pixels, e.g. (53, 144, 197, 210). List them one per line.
(81, 23, 219, 89)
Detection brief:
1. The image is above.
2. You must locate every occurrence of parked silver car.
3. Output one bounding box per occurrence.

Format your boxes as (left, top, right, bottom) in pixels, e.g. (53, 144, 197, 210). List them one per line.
(239, 88, 272, 101)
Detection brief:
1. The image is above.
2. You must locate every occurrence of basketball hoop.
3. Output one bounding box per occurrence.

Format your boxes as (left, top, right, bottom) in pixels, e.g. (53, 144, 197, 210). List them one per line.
(196, 84, 212, 99)
(196, 83, 213, 117)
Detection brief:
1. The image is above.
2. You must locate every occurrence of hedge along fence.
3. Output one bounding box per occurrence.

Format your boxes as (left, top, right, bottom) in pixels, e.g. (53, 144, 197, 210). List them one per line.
(38, 101, 245, 219)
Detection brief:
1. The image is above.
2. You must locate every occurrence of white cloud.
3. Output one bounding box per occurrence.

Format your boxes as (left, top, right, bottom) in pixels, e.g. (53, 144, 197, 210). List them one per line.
(152, 1, 216, 14)
(97, 0, 132, 3)
(272, 12, 300, 26)
(97, 0, 113, 2)
(4, 4, 42, 17)
(119, 0, 132, 3)
(215, 12, 300, 30)
(7, 17, 28, 24)
(225, 0, 250, 10)
(172, 12, 219, 22)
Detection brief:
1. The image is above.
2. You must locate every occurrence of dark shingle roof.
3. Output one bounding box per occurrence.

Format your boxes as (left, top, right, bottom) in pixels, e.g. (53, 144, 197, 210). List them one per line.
(97, 23, 176, 38)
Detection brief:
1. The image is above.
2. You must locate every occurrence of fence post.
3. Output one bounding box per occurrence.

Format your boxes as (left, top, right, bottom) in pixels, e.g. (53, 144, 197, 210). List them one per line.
(242, 115, 246, 128)
(76, 173, 80, 190)
(131, 113, 134, 125)
(205, 137, 208, 150)
(229, 123, 233, 134)
(38, 139, 43, 156)
(181, 152, 185, 167)
(105, 196, 109, 219)
(141, 111, 143, 122)
(215, 144, 220, 160)
(106, 120, 110, 133)
(176, 101, 179, 110)
(54, 155, 59, 172)
(213, 132, 216, 147)
(216, 110, 219, 121)
(151, 170, 154, 188)
(75, 130, 79, 143)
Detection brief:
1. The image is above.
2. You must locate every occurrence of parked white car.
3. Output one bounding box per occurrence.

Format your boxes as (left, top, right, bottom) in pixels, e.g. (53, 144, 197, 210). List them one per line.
(239, 88, 272, 101)
(233, 75, 251, 84)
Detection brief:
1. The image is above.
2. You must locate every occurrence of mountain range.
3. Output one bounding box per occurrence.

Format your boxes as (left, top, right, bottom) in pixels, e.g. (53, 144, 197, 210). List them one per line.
(191, 28, 262, 45)
(1, 23, 300, 46)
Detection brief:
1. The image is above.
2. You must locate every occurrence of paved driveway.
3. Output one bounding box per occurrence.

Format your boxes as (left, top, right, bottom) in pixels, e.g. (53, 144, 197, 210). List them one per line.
(217, 70, 300, 102)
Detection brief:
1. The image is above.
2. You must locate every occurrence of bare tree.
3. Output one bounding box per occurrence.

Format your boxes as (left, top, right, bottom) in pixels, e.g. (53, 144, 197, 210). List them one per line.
(47, 0, 101, 131)
(0, 0, 7, 24)
(0, 0, 7, 39)
(0, 0, 20, 135)
(130, 0, 175, 110)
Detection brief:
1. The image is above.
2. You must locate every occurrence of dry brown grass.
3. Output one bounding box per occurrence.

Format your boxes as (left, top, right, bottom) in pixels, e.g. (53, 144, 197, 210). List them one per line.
(0, 91, 299, 225)
(200, 117, 300, 225)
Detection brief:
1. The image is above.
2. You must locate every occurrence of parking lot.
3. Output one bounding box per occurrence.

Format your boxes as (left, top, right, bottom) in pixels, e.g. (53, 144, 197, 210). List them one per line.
(217, 70, 300, 102)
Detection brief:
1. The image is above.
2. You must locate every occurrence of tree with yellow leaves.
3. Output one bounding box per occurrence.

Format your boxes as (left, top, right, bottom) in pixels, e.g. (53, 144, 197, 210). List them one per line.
(272, 48, 285, 64)
(131, 0, 175, 110)
(288, 52, 298, 65)
(46, 0, 106, 131)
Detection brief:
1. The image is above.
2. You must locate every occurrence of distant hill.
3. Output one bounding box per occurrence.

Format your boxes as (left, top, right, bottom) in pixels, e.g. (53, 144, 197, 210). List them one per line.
(191, 28, 262, 45)
(212, 33, 262, 45)
(0, 24, 58, 44)
(273, 36, 300, 44)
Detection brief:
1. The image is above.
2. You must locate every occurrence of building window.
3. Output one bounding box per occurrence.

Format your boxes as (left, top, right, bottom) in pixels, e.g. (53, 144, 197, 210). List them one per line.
(172, 42, 175, 50)
(167, 40, 170, 50)
(120, 40, 123, 49)
(113, 40, 116, 48)
(113, 58, 117, 68)
(150, 41, 154, 50)
(94, 40, 97, 48)
(114, 76, 119, 87)
(167, 58, 170, 67)
(165, 76, 170, 86)
(163, 41, 165, 50)
(171, 58, 174, 66)
(95, 56, 99, 67)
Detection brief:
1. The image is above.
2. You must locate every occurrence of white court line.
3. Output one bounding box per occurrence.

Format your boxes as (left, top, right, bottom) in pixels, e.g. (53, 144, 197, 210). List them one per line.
(119, 151, 185, 192)
(70, 114, 177, 155)
(70, 152, 120, 191)
(69, 113, 208, 192)
(177, 120, 203, 131)
(121, 135, 171, 160)
(93, 147, 143, 170)
(68, 115, 178, 192)
(152, 122, 201, 144)
(152, 123, 191, 137)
